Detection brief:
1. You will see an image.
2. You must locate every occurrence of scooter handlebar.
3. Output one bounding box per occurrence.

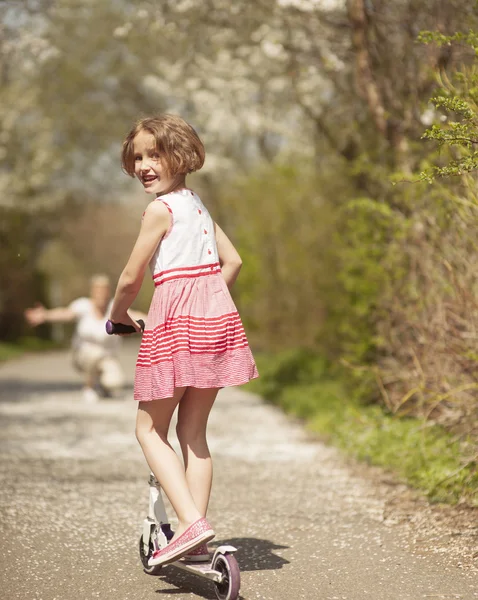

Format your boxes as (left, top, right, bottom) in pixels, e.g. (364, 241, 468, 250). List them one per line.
(105, 319, 145, 335)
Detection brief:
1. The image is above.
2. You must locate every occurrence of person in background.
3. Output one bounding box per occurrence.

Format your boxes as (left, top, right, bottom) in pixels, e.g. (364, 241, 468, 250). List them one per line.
(25, 274, 145, 403)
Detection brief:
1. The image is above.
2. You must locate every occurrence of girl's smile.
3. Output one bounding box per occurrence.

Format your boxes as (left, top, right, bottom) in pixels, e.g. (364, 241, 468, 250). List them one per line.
(142, 173, 160, 187)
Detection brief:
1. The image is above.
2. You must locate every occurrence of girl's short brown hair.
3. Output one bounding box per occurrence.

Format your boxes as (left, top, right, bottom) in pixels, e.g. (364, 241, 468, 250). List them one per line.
(121, 114, 205, 177)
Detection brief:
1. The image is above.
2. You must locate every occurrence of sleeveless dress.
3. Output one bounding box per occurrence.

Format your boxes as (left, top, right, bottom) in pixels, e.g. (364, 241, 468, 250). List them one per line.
(134, 188, 259, 401)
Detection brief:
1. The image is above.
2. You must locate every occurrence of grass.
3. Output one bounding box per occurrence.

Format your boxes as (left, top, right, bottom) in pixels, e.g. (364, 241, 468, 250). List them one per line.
(247, 352, 478, 506)
(0, 342, 24, 362)
(0, 336, 65, 362)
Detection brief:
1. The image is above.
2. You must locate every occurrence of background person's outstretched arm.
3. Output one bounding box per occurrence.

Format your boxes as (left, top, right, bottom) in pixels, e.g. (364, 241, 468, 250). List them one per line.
(24, 304, 77, 327)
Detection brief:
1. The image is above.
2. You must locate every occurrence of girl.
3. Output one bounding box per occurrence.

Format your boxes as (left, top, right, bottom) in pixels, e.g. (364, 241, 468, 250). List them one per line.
(109, 114, 258, 567)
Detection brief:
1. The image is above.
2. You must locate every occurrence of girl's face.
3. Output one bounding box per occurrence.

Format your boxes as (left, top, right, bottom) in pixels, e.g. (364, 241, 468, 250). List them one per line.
(133, 130, 178, 195)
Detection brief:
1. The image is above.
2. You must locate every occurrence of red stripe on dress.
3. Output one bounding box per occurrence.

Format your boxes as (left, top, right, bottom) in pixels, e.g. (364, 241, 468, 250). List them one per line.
(137, 341, 250, 365)
(138, 346, 249, 364)
(142, 321, 245, 339)
(138, 335, 248, 357)
(139, 334, 246, 352)
(144, 313, 242, 328)
(138, 330, 247, 349)
(138, 328, 247, 349)
(153, 262, 220, 279)
(154, 268, 221, 287)
(140, 317, 245, 346)
(146, 325, 245, 337)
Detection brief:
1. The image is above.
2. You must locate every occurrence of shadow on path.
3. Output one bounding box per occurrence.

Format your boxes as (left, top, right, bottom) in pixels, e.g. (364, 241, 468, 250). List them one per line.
(0, 378, 133, 402)
(0, 378, 83, 401)
(214, 537, 290, 572)
(154, 537, 289, 599)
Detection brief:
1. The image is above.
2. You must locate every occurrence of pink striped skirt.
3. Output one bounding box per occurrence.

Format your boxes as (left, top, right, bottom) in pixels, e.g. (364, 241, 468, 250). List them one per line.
(134, 273, 258, 401)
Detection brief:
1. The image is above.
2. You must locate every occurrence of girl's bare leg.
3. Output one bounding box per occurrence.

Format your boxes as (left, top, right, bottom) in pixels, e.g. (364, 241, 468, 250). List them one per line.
(176, 387, 219, 517)
(136, 387, 203, 541)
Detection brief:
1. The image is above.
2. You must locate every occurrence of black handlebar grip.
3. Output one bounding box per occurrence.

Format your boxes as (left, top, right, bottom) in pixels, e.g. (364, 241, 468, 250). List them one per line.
(105, 319, 145, 335)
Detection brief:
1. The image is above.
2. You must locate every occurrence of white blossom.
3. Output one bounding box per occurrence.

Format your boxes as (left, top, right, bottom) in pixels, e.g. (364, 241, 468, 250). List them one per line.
(261, 39, 286, 60)
(113, 22, 132, 39)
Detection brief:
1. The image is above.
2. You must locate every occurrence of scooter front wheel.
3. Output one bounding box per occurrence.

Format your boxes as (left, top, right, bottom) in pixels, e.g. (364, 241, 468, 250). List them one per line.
(138, 536, 163, 576)
(212, 553, 240, 600)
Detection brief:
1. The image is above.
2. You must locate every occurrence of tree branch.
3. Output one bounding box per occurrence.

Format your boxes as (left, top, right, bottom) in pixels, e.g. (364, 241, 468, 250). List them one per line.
(347, 0, 387, 137)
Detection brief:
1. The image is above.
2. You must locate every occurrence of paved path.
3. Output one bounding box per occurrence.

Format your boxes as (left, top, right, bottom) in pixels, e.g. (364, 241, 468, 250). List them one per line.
(0, 342, 477, 600)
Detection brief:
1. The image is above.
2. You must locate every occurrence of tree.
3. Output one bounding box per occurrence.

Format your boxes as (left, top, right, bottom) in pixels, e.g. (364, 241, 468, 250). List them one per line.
(419, 30, 478, 180)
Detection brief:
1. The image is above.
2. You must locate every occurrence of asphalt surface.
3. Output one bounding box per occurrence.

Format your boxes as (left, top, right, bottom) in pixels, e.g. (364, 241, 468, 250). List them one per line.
(0, 341, 477, 600)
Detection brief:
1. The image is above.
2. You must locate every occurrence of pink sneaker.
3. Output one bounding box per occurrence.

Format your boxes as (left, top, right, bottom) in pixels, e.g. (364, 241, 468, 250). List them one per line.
(184, 543, 210, 562)
(148, 518, 215, 567)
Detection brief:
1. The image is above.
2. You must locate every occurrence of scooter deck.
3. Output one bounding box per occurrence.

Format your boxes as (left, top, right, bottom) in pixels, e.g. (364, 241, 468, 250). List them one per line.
(167, 545, 238, 582)
(173, 559, 221, 582)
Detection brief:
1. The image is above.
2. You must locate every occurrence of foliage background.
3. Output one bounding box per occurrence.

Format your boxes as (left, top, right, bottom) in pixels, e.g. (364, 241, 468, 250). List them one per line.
(1, 0, 477, 500)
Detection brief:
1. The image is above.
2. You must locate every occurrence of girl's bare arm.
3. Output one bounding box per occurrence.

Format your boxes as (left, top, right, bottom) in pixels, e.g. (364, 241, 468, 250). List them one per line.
(214, 222, 242, 289)
(110, 202, 170, 325)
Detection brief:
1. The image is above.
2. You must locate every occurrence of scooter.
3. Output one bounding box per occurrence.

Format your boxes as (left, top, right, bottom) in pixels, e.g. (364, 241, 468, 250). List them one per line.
(139, 473, 241, 600)
(105, 320, 241, 600)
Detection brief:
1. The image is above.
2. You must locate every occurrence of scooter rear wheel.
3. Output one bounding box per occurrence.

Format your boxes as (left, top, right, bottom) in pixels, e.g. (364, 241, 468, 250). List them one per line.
(138, 536, 163, 576)
(212, 553, 240, 600)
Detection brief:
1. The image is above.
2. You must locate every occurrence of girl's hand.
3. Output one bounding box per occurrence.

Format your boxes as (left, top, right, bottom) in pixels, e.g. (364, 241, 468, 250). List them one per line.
(214, 222, 243, 288)
(109, 312, 142, 335)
